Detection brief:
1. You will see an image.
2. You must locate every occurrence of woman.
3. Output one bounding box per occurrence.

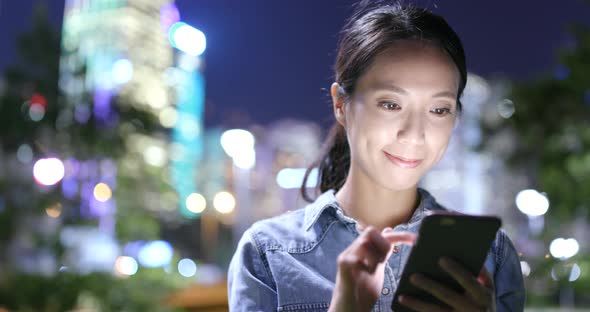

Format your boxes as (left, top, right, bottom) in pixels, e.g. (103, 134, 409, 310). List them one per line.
(228, 3, 526, 311)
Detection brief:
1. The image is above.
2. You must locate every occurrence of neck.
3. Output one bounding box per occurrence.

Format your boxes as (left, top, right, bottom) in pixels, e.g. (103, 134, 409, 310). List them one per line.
(334, 167, 419, 232)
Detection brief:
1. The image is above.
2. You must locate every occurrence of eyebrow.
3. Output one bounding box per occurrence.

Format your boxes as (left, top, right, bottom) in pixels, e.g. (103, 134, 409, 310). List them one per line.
(372, 83, 457, 99)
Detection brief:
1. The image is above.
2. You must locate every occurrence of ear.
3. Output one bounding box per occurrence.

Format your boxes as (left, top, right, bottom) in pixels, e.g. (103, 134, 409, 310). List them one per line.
(331, 82, 347, 127)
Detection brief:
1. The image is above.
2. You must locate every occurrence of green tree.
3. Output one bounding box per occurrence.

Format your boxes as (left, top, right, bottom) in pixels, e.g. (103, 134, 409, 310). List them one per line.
(479, 24, 590, 306)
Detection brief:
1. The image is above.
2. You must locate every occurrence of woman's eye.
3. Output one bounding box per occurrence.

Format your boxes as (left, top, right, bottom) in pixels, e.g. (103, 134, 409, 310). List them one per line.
(379, 102, 401, 111)
(431, 107, 453, 116)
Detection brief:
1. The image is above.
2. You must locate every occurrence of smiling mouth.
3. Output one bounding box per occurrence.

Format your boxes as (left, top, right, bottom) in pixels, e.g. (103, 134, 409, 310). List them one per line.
(383, 151, 423, 169)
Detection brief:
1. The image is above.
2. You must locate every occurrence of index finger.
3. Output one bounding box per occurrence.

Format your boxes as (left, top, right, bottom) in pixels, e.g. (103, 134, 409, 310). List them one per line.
(382, 231, 417, 246)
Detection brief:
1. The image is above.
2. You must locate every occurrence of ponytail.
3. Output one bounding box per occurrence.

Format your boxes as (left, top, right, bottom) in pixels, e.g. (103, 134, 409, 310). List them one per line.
(300, 122, 350, 202)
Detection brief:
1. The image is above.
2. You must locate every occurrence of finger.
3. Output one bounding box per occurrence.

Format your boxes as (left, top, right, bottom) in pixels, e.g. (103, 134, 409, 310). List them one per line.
(355, 228, 388, 272)
(365, 227, 392, 256)
(439, 257, 493, 305)
(337, 252, 369, 277)
(398, 295, 451, 312)
(338, 227, 385, 273)
(410, 273, 480, 311)
(382, 231, 417, 246)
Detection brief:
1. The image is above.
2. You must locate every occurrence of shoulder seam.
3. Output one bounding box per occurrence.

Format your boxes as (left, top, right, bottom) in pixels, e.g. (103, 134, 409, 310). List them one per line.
(249, 229, 278, 290)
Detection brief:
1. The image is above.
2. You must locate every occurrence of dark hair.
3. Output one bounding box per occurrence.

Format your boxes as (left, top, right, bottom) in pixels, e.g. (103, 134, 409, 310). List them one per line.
(300, 2, 467, 202)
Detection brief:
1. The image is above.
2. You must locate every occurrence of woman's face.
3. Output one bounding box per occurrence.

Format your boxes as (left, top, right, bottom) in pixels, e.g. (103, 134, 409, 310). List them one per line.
(334, 40, 459, 191)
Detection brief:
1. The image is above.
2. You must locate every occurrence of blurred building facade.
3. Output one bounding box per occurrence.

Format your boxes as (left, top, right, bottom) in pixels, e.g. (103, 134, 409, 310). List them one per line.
(59, 0, 174, 113)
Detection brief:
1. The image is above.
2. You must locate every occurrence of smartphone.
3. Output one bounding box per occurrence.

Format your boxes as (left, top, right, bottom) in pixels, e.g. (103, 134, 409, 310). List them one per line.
(391, 212, 501, 311)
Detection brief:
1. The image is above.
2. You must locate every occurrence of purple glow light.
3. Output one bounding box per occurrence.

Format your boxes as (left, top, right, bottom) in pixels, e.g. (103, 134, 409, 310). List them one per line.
(74, 104, 91, 124)
(100, 159, 117, 178)
(80, 181, 94, 202)
(93, 88, 112, 122)
(89, 197, 114, 217)
(63, 158, 79, 178)
(62, 178, 79, 199)
(160, 3, 181, 33)
(124, 241, 145, 257)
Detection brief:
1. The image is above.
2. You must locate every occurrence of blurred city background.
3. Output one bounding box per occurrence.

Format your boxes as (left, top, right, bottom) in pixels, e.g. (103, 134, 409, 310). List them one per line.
(0, 0, 588, 311)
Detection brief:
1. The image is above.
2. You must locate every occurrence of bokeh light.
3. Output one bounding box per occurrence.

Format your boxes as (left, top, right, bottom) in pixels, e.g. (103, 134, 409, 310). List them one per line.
(143, 145, 167, 167)
(549, 238, 579, 260)
(168, 22, 206, 56)
(115, 256, 138, 276)
(146, 86, 167, 109)
(160, 2, 180, 32)
(159, 107, 178, 128)
(220, 129, 256, 169)
(17, 144, 33, 163)
(220, 129, 255, 158)
(138, 240, 173, 268)
(186, 193, 206, 213)
(30, 93, 47, 108)
(569, 263, 581, 282)
(74, 104, 91, 124)
(233, 149, 256, 170)
(112, 59, 134, 85)
(179, 116, 200, 140)
(515, 189, 549, 216)
(178, 258, 197, 277)
(33, 158, 65, 186)
(276, 168, 318, 189)
(29, 103, 45, 121)
(93, 183, 112, 202)
(497, 98, 515, 119)
(45, 203, 62, 218)
(213, 191, 235, 214)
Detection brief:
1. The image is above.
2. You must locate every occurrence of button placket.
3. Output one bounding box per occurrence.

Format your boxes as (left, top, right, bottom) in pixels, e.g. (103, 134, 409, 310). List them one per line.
(382, 264, 395, 297)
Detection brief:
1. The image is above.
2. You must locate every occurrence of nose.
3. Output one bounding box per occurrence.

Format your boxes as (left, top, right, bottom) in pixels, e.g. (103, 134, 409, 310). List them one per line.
(396, 111, 425, 146)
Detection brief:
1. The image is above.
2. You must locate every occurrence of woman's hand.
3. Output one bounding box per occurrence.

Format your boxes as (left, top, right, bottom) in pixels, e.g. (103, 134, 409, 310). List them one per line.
(329, 227, 416, 312)
(399, 257, 496, 312)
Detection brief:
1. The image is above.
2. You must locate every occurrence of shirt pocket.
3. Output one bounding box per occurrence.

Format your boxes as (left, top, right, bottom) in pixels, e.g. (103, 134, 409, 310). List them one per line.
(267, 249, 334, 310)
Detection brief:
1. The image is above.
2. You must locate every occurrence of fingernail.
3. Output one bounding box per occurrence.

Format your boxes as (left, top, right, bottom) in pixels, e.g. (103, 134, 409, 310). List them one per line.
(382, 227, 392, 233)
(410, 273, 422, 284)
(399, 295, 406, 302)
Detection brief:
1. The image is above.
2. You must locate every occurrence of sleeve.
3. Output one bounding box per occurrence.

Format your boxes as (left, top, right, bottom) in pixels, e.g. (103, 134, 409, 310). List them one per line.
(227, 228, 278, 312)
(494, 230, 526, 312)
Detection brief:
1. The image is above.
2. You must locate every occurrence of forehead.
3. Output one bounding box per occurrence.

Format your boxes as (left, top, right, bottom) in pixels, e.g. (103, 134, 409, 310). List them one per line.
(356, 40, 460, 94)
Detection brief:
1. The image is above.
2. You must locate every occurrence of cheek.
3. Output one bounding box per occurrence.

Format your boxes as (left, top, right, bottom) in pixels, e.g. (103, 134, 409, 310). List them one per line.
(349, 113, 391, 151)
(427, 123, 454, 160)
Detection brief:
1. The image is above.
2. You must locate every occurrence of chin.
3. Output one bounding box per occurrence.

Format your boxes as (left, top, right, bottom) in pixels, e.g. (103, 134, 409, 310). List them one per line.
(377, 175, 420, 192)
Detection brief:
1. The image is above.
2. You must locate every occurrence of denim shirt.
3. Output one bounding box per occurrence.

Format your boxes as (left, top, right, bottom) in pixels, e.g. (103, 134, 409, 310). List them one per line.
(228, 188, 526, 311)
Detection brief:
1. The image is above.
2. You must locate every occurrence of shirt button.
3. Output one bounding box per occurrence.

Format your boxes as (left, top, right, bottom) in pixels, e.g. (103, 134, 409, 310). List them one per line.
(381, 287, 391, 296)
(392, 245, 399, 253)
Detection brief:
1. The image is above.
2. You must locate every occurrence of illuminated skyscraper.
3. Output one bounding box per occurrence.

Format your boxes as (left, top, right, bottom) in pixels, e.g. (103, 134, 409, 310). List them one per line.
(59, 0, 175, 116)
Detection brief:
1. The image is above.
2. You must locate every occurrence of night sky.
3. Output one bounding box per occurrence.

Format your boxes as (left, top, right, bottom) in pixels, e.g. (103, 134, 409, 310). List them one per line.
(1, 0, 589, 128)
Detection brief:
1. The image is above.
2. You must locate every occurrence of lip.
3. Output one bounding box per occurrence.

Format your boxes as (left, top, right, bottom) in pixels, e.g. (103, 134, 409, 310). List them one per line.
(383, 151, 423, 169)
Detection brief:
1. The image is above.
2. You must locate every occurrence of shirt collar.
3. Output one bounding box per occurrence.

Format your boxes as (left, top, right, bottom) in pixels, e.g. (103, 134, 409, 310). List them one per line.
(303, 187, 445, 231)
